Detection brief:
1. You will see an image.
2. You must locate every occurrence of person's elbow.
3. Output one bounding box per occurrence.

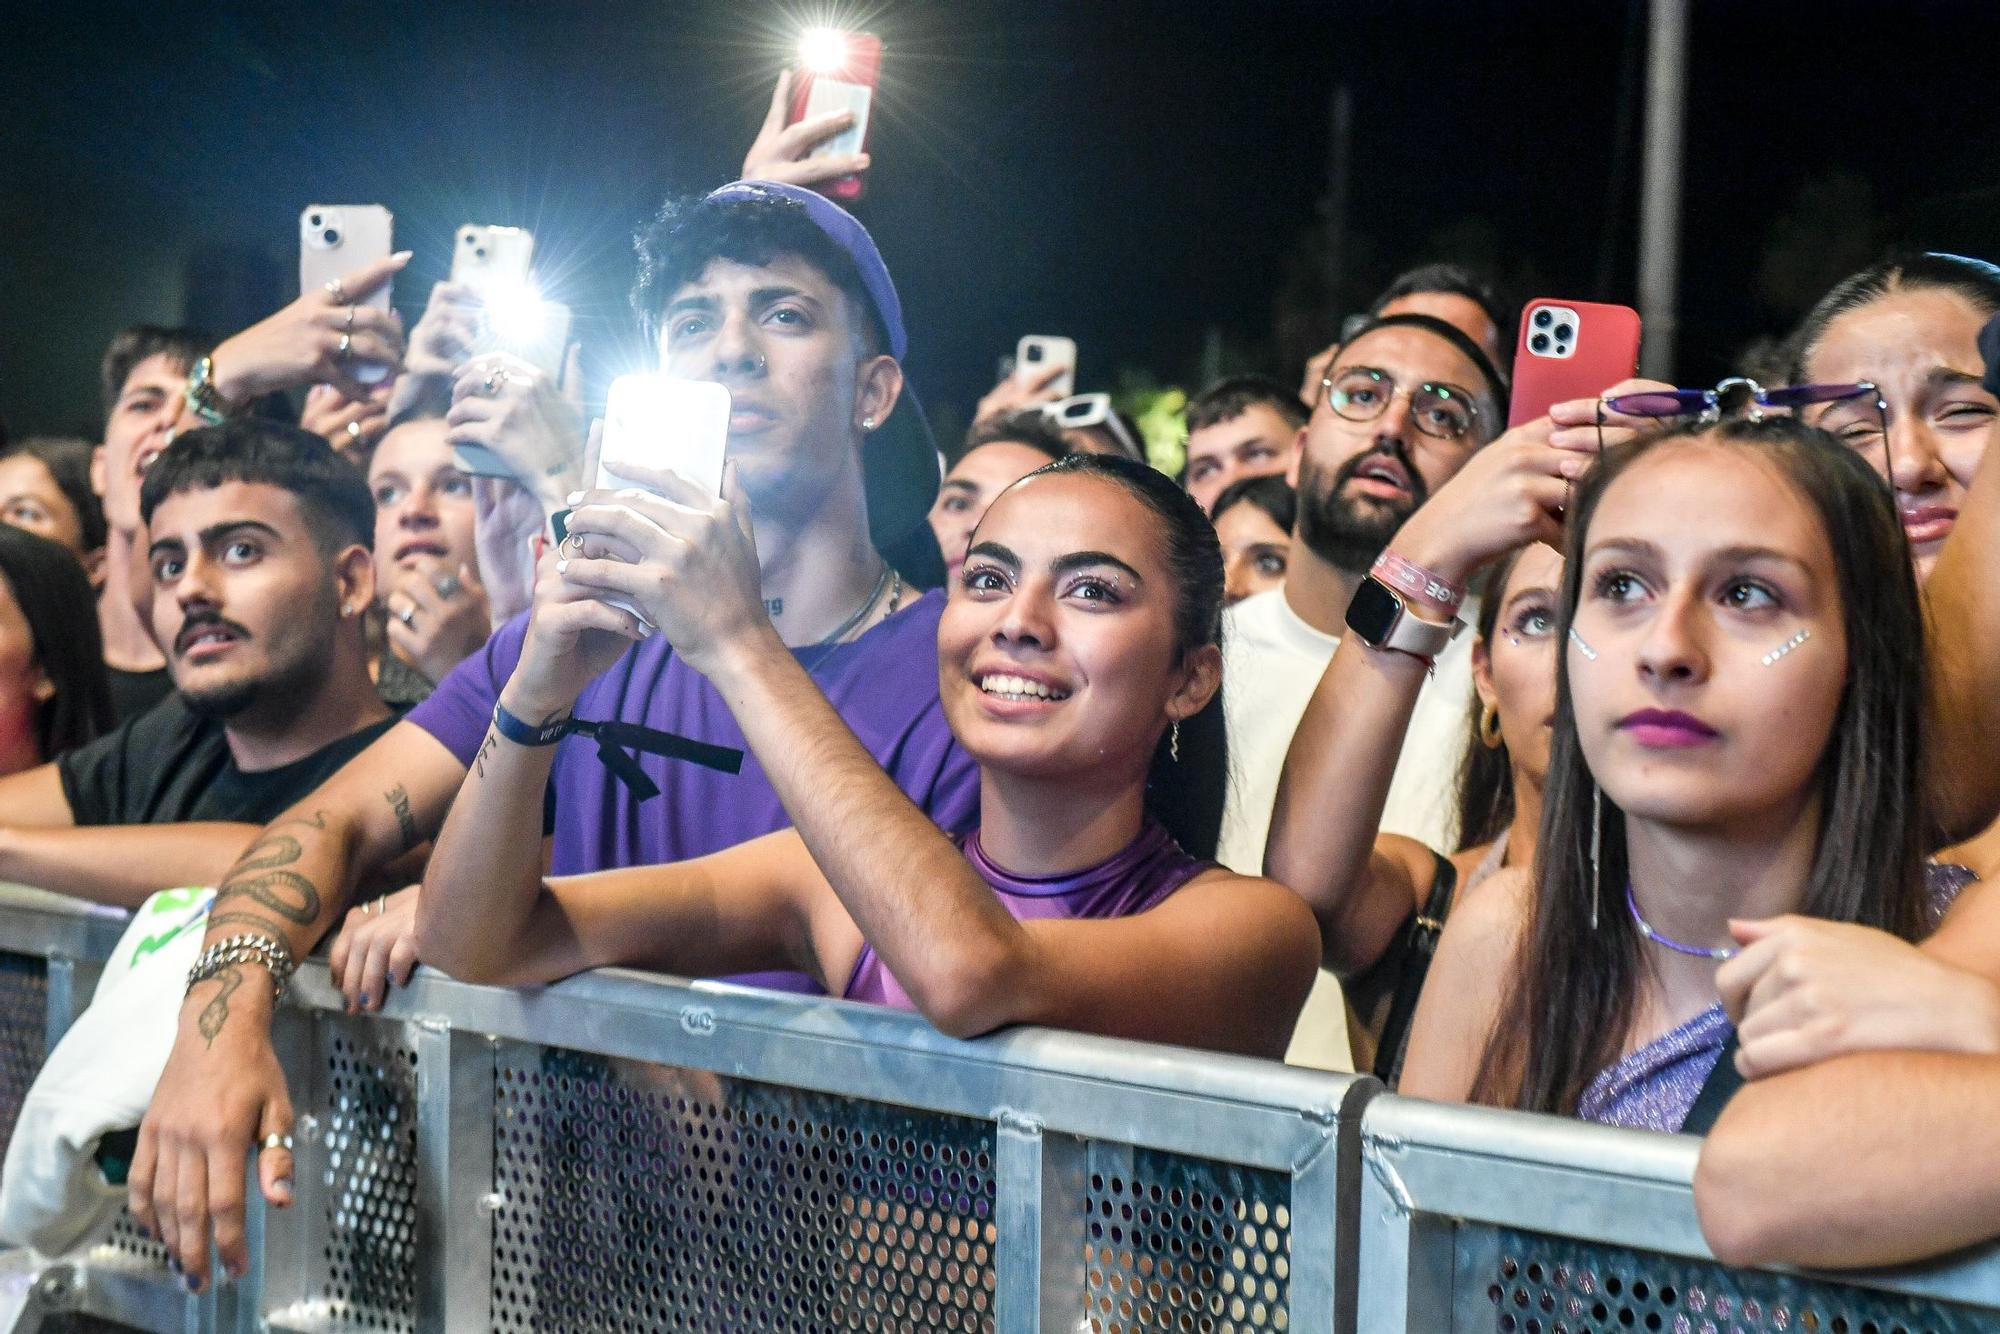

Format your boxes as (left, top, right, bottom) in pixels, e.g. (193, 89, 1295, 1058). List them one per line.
(1693, 1121, 1795, 1268)
(412, 887, 496, 984)
(905, 941, 1033, 1042)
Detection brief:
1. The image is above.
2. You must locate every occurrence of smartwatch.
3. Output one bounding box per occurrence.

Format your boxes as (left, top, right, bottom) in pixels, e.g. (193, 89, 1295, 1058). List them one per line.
(183, 356, 229, 425)
(1345, 575, 1460, 660)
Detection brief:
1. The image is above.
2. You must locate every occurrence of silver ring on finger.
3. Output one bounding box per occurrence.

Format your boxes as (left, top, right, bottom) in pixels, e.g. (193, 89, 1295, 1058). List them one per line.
(260, 1133, 294, 1153)
(432, 573, 462, 599)
(344, 305, 356, 334)
(337, 333, 353, 361)
(324, 277, 347, 304)
(395, 603, 415, 626)
(557, 533, 583, 561)
(346, 420, 363, 442)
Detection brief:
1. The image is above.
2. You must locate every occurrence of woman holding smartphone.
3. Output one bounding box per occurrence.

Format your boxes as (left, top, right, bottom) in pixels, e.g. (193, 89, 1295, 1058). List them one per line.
(1398, 418, 1958, 1127)
(416, 453, 1318, 1058)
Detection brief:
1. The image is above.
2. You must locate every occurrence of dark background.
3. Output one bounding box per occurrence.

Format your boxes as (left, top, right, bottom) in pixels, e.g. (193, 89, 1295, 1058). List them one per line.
(6, 0, 1999, 440)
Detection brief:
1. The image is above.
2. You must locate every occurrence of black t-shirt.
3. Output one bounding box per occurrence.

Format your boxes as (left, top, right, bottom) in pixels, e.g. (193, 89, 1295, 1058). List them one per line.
(106, 667, 173, 725)
(56, 693, 396, 826)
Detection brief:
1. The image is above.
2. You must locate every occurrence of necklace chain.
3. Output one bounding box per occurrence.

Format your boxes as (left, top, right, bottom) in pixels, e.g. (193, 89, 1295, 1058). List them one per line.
(1624, 883, 1738, 961)
(798, 564, 900, 669)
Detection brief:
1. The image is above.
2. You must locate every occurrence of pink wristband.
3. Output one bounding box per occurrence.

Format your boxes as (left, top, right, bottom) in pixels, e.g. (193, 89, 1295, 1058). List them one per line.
(1372, 550, 1465, 616)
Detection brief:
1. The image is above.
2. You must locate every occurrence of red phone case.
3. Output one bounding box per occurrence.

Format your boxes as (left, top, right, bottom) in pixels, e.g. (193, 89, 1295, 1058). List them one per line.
(1508, 300, 1644, 428)
(787, 32, 883, 203)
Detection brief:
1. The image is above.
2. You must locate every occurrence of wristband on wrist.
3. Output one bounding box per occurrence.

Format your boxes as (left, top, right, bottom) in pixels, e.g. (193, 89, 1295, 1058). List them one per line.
(489, 700, 746, 803)
(1372, 550, 1465, 618)
(492, 698, 573, 746)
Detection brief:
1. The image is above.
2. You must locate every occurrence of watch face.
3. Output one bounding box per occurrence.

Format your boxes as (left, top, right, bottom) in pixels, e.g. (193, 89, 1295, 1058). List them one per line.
(1345, 576, 1402, 644)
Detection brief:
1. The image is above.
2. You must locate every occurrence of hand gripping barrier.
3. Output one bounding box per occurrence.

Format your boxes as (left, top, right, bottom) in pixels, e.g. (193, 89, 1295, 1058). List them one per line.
(0, 880, 1997, 1333)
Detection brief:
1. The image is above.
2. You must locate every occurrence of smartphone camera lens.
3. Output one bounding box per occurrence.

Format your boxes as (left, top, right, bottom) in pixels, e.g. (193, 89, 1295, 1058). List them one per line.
(322, 229, 341, 247)
(1530, 333, 1551, 354)
(1025, 345, 1043, 362)
(307, 213, 323, 228)
(474, 246, 488, 260)
(1533, 309, 1553, 329)
(1554, 323, 1574, 342)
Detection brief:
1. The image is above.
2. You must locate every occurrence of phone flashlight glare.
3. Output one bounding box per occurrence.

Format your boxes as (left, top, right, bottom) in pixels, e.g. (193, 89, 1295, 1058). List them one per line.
(484, 283, 549, 346)
(799, 27, 849, 74)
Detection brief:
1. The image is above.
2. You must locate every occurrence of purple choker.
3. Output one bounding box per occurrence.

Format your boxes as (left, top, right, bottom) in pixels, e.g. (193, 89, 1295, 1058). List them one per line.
(1624, 883, 1738, 961)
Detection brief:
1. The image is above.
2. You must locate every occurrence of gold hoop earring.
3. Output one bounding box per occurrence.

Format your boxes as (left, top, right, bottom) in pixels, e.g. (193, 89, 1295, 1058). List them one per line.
(1478, 702, 1503, 750)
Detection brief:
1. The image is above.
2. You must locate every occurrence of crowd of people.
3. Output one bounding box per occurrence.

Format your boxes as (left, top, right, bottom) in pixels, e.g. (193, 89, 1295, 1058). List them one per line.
(2, 78, 1999, 1291)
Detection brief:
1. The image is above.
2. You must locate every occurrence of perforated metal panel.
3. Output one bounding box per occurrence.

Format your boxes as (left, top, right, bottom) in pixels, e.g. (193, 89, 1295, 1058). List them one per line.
(94, 1211, 173, 1274)
(310, 1024, 420, 1332)
(1085, 1147, 1293, 1332)
(0, 952, 49, 1164)
(1479, 1228, 1999, 1333)
(489, 1044, 998, 1332)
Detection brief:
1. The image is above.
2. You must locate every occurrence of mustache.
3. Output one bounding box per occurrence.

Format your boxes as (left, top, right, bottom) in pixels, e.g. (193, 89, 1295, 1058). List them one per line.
(174, 609, 252, 653)
(1325, 440, 1429, 507)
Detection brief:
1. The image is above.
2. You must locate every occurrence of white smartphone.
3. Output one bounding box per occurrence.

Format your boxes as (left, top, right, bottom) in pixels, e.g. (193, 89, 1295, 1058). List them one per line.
(598, 375, 731, 498)
(301, 204, 394, 384)
(589, 375, 731, 623)
(451, 224, 535, 295)
(1016, 335, 1076, 397)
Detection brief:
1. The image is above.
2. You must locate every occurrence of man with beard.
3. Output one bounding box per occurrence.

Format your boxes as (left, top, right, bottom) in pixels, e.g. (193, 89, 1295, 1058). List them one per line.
(1216, 315, 1504, 1067)
(0, 420, 395, 905)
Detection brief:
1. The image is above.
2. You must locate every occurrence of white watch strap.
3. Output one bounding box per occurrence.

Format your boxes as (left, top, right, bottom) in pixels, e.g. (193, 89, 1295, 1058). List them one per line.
(1383, 604, 1459, 657)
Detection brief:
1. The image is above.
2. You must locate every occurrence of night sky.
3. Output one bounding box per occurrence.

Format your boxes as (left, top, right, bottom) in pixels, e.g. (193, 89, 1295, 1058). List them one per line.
(6, 0, 1999, 440)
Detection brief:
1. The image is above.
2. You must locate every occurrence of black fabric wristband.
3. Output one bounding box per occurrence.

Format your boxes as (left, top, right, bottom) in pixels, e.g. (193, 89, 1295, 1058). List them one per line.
(492, 699, 571, 747)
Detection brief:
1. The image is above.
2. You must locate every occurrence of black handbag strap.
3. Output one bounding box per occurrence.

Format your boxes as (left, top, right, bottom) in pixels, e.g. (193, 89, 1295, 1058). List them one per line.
(1680, 1030, 1745, 1136)
(1373, 851, 1459, 1087)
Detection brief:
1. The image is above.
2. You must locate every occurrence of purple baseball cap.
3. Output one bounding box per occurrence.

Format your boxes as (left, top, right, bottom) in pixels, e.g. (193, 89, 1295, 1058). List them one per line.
(700, 181, 941, 578)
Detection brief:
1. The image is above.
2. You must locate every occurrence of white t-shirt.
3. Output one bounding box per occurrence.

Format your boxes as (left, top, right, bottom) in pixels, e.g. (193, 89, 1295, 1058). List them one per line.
(1217, 588, 1477, 1071)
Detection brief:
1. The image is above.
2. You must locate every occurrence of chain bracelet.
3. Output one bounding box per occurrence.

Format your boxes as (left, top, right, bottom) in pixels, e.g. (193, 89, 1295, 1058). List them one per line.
(186, 933, 299, 1003)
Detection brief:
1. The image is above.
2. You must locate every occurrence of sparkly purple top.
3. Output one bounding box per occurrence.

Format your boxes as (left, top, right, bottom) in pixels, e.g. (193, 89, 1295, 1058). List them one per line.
(1578, 862, 1976, 1133)
(841, 819, 1211, 1010)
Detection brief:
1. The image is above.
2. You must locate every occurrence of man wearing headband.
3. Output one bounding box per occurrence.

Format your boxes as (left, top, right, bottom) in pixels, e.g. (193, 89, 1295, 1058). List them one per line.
(1218, 312, 1507, 1070)
(135, 182, 978, 1290)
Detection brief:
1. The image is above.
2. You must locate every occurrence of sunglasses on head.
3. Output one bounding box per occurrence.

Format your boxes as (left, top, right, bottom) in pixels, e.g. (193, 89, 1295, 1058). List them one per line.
(1040, 393, 1144, 460)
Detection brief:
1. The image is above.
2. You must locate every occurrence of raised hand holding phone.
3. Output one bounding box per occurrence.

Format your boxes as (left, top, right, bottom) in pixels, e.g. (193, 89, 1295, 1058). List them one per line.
(778, 29, 882, 200)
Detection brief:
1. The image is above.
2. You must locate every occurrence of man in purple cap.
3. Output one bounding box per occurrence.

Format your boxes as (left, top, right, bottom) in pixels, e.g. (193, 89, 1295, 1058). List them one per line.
(133, 183, 979, 1288)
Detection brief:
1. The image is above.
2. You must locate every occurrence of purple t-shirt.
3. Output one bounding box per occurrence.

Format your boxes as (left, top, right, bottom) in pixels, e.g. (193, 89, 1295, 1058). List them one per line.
(843, 819, 1212, 1010)
(409, 590, 980, 988)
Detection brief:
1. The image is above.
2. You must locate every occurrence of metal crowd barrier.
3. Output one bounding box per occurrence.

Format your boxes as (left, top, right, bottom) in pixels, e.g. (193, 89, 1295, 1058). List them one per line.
(0, 883, 1996, 1333)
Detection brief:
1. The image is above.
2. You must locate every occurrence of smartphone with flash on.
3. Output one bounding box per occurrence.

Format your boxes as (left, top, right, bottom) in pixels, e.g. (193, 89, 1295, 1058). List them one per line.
(452, 299, 574, 480)
(300, 204, 394, 384)
(451, 224, 535, 294)
(572, 375, 731, 624)
(1016, 335, 1076, 397)
(788, 29, 882, 202)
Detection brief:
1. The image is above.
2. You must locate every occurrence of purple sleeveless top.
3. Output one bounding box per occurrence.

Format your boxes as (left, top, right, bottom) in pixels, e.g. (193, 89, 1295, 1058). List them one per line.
(1577, 861, 1976, 1133)
(841, 820, 1212, 1010)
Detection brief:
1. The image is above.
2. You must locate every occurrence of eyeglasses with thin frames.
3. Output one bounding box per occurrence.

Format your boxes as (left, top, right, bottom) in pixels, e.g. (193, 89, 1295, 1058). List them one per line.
(1321, 367, 1482, 443)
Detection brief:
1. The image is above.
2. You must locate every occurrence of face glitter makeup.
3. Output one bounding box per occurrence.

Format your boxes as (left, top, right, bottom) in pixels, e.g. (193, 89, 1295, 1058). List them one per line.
(1568, 626, 1599, 661)
(1759, 628, 1811, 667)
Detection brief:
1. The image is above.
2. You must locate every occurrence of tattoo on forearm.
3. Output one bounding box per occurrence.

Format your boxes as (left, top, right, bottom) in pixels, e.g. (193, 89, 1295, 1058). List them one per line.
(474, 727, 499, 779)
(385, 782, 418, 851)
(208, 819, 325, 930)
(197, 965, 243, 1047)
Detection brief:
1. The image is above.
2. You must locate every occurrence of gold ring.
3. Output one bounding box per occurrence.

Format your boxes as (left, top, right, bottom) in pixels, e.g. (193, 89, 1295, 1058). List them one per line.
(260, 1133, 293, 1153)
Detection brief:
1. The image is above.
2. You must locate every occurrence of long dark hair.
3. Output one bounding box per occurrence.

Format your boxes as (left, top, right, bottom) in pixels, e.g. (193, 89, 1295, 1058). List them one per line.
(998, 453, 1230, 858)
(1786, 251, 2000, 382)
(0, 526, 114, 760)
(1470, 418, 1929, 1113)
(1451, 548, 1533, 852)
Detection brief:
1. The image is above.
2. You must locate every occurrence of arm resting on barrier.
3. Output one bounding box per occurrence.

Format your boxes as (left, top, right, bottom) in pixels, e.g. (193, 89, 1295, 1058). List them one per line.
(0, 763, 76, 829)
(130, 720, 467, 1289)
(0, 822, 258, 907)
(1924, 416, 2000, 841)
(1695, 1051, 2000, 1269)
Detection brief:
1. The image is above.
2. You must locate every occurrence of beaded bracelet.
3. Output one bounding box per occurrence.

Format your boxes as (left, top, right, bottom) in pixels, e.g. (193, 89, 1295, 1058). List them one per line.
(186, 933, 299, 1003)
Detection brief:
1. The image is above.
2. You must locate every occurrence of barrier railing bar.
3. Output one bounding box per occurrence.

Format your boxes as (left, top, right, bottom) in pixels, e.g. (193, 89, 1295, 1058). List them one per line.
(258, 1006, 322, 1329)
(418, 1025, 494, 1332)
(285, 963, 1364, 1177)
(1290, 1077, 1374, 1334)
(992, 1113, 1087, 1331)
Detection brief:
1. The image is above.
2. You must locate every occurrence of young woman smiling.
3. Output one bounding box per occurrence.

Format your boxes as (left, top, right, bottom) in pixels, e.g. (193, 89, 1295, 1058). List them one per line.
(1399, 418, 1953, 1128)
(416, 453, 1318, 1057)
